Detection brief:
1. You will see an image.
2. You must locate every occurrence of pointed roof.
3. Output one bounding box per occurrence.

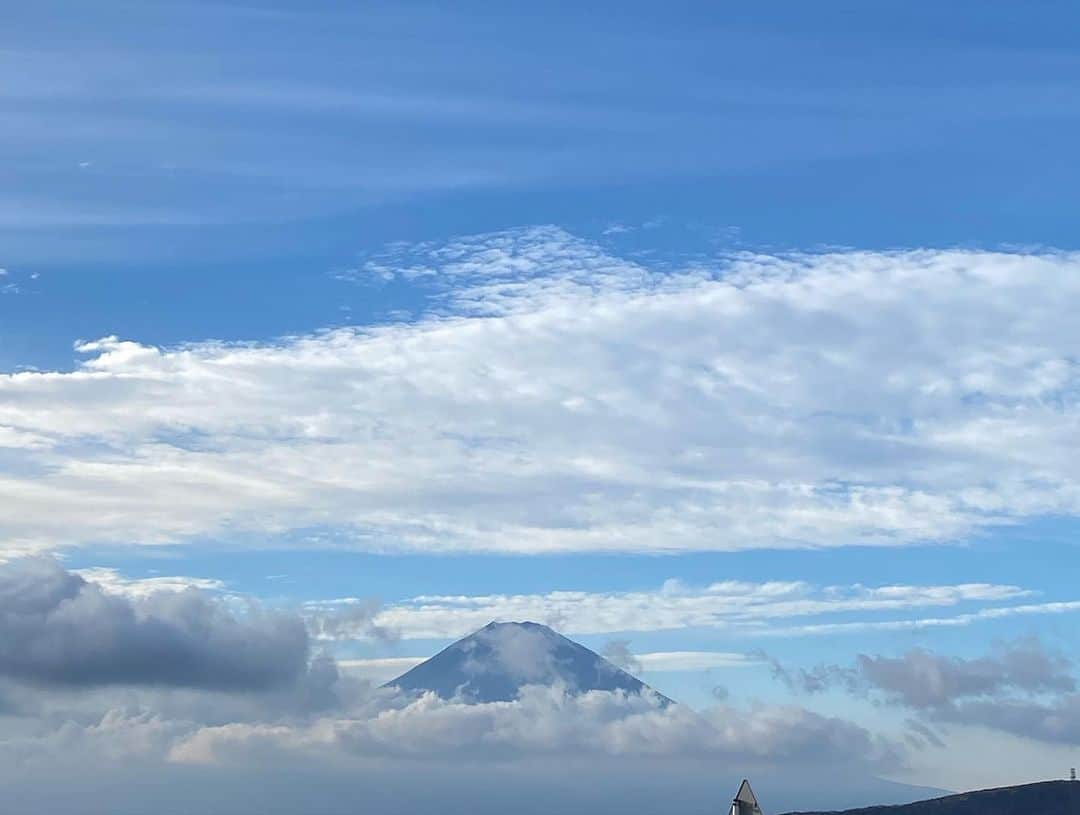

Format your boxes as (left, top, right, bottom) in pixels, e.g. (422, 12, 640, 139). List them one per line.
(733, 780, 763, 814)
(735, 780, 757, 804)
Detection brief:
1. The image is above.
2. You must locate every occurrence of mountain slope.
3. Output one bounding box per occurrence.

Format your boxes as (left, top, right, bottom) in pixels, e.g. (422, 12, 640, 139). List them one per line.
(384, 620, 672, 704)
(782, 780, 1080, 815)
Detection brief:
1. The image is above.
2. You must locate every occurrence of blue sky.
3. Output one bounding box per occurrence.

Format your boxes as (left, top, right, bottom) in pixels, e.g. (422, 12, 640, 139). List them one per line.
(3, 2, 1080, 811)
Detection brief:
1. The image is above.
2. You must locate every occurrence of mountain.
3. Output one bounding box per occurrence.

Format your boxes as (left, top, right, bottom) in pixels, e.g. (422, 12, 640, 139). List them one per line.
(383, 620, 672, 704)
(383, 621, 946, 812)
(782, 780, 1080, 815)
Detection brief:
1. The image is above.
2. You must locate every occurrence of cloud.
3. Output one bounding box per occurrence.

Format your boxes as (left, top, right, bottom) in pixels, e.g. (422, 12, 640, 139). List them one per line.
(0, 425, 52, 449)
(337, 656, 427, 683)
(854, 638, 1075, 708)
(467, 622, 562, 683)
(602, 639, 642, 673)
(903, 718, 945, 749)
(0, 692, 911, 815)
(311, 579, 1035, 640)
(760, 598, 1080, 637)
(767, 638, 1080, 747)
(307, 598, 400, 644)
(5, 232, 1080, 555)
(847, 639, 1080, 746)
(166, 684, 898, 768)
(769, 637, 1075, 704)
(939, 694, 1080, 745)
(883, 642, 1080, 747)
(72, 567, 226, 599)
(0, 558, 309, 690)
(759, 652, 859, 696)
(0, 265, 35, 295)
(637, 651, 757, 672)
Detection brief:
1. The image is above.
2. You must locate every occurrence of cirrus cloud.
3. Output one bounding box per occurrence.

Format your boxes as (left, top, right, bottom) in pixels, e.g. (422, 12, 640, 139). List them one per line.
(307, 579, 1034, 641)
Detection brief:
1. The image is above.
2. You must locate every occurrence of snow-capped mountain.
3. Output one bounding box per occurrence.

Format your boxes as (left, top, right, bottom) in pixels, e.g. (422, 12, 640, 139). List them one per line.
(384, 620, 673, 704)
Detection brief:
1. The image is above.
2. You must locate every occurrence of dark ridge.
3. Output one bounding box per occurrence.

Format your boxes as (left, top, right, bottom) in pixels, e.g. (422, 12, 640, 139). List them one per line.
(782, 780, 1080, 815)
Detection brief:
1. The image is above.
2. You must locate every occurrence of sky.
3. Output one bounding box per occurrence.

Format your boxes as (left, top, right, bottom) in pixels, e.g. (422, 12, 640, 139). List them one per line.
(3, 1, 1080, 812)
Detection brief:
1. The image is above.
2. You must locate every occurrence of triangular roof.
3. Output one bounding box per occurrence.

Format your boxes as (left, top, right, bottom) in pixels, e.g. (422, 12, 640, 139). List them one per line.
(732, 779, 763, 815)
(734, 780, 758, 806)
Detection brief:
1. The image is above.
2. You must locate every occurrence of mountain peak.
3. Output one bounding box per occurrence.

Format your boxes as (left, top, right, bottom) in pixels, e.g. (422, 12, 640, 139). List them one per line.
(384, 621, 672, 705)
(481, 620, 550, 630)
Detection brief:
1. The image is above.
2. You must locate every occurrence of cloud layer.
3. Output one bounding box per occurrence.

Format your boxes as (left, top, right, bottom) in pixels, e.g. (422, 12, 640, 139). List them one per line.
(5, 230, 1080, 555)
(769, 638, 1080, 747)
(0, 696, 908, 815)
(309, 579, 1034, 640)
(167, 684, 897, 767)
(3, 231, 1080, 555)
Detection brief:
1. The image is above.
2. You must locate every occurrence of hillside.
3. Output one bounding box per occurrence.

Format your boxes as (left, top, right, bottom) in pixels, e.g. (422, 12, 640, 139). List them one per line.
(783, 780, 1080, 815)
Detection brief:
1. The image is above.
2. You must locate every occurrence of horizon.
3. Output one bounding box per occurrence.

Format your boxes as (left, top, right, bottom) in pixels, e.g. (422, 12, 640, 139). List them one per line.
(3, 2, 1080, 813)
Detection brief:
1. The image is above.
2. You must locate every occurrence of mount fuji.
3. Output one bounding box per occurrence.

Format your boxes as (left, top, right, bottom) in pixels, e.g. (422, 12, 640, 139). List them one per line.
(384, 620, 673, 704)
(380, 621, 950, 812)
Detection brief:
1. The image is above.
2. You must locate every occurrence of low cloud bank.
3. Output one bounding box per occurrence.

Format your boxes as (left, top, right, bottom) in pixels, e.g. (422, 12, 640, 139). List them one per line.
(168, 683, 898, 767)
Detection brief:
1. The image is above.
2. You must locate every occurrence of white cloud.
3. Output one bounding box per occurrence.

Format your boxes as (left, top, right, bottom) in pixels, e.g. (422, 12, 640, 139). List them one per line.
(763, 599, 1080, 637)
(4, 230, 1080, 554)
(0, 684, 905, 813)
(310, 580, 1034, 641)
(166, 684, 896, 766)
(637, 651, 758, 671)
(337, 656, 426, 683)
(73, 567, 226, 598)
(0, 425, 51, 449)
(0, 265, 27, 295)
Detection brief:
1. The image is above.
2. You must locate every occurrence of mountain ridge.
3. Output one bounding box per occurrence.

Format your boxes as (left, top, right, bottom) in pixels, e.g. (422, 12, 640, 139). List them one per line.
(781, 780, 1080, 815)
